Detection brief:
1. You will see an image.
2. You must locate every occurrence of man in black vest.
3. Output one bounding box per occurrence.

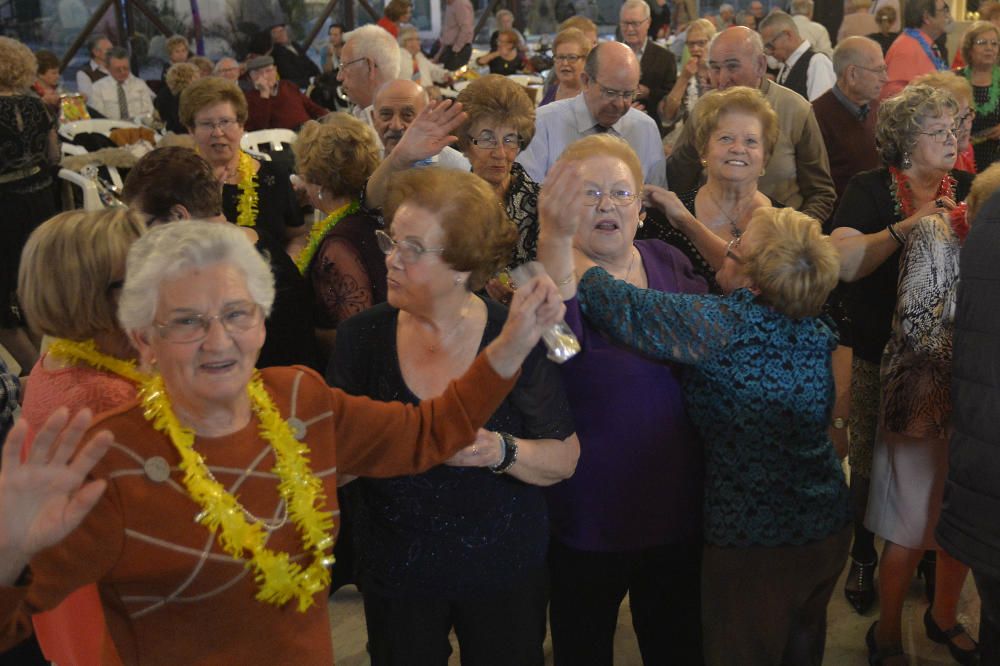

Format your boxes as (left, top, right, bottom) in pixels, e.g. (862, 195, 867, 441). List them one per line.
(75, 34, 111, 99)
(758, 10, 835, 101)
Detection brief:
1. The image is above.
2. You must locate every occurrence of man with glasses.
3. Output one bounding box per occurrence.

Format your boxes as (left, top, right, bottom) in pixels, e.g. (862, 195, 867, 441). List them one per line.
(336, 25, 401, 136)
(244, 55, 329, 131)
(619, 0, 676, 135)
(666, 26, 836, 222)
(517, 42, 666, 187)
(813, 36, 886, 198)
(883, 0, 953, 98)
(759, 10, 835, 101)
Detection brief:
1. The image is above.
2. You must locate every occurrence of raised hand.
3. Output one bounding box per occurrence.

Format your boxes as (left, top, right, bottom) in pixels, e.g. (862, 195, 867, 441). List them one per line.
(486, 274, 566, 377)
(538, 159, 586, 239)
(0, 409, 112, 584)
(388, 99, 468, 165)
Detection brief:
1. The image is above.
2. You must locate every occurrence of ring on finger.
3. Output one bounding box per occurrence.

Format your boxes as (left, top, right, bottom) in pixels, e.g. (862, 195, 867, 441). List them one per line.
(936, 198, 945, 207)
(472, 444, 479, 455)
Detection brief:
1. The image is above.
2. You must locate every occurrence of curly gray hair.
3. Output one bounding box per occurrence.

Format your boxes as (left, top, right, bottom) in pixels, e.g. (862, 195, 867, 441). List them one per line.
(118, 221, 274, 331)
(875, 84, 958, 168)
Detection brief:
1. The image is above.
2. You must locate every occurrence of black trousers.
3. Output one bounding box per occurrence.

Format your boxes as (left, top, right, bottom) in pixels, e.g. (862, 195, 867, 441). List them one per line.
(362, 566, 547, 666)
(974, 568, 1000, 664)
(440, 43, 472, 70)
(548, 539, 704, 666)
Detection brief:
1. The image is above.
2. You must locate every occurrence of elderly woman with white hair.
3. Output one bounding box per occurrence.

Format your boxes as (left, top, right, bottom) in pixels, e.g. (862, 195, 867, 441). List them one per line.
(0, 221, 565, 665)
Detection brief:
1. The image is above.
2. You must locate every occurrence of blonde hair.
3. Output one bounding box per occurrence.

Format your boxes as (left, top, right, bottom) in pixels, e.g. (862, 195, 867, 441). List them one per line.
(166, 35, 189, 53)
(967, 162, 1000, 224)
(0, 37, 38, 90)
(743, 208, 839, 319)
(165, 62, 200, 95)
(384, 169, 517, 291)
(18, 209, 147, 339)
(961, 21, 1000, 68)
(912, 71, 973, 107)
(876, 84, 958, 166)
(189, 56, 214, 77)
(557, 134, 644, 193)
(692, 86, 780, 161)
(455, 74, 536, 152)
(686, 18, 718, 40)
(294, 114, 380, 198)
(553, 28, 591, 56)
(179, 76, 248, 129)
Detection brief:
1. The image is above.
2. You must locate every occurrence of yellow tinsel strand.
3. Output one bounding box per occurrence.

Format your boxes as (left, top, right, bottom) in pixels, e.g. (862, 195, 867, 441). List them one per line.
(47, 338, 149, 384)
(236, 151, 259, 228)
(139, 373, 334, 612)
(293, 199, 360, 274)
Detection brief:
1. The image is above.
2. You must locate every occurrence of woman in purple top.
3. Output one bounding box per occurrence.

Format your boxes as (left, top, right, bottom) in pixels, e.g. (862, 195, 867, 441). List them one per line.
(539, 134, 708, 665)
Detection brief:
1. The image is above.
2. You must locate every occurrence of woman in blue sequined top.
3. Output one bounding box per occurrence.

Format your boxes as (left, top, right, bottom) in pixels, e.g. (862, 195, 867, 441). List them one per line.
(538, 156, 851, 666)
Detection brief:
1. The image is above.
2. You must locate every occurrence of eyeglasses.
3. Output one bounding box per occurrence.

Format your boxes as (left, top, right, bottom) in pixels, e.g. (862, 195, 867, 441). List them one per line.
(973, 38, 1000, 47)
(342, 56, 371, 70)
(591, 80, 637, 102)
(194, 118, 239, 132)
(581, 188, 639, 207)
(375, 229, 446, 264)
(153, 301, 263, 343)
(468, 132, 523, 151)
(957, 109, 976, 126)
(854, 63, 888, 74)
(762, 31, 786, 52)
(554, 53, 584, 63)
(621, 18, 650, 29)
(918, 126, 958, 142)
(725, 236, 744, 263)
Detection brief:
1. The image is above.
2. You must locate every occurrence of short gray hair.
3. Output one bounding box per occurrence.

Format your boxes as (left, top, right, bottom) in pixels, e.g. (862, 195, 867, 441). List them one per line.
(620, 0, 651, 19)
(344, 24, 400, 80)
(758, 10, 799, 36)
(118, 221, 275, 331)
(790, 0, 813, 16)
(875, 84, 958, 167)
(832, 36, 879, 77)
(107, 46, 130, 62)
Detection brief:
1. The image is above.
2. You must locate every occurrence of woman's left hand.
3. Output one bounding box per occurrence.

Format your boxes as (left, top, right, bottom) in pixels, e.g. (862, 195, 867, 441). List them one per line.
(444, 428, 504, 467)
(486, 274, 565, 377)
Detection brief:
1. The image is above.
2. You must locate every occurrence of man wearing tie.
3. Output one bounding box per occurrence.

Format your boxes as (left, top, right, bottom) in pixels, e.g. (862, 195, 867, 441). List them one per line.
(88, 47, 154, 121)
(882, 0, 952, 99)
(516, 41, 666, 186)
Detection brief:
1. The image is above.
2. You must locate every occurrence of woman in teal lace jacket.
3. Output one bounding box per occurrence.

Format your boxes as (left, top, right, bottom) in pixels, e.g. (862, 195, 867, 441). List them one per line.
(538, 155, 851, 666)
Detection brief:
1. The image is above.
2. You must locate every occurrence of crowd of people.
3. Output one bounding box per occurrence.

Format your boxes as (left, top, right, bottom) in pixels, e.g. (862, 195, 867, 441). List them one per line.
(1, 1, 1000, 665)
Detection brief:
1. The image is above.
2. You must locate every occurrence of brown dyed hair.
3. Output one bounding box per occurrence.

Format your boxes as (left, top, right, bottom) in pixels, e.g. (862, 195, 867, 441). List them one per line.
(692, 85, 780, 162)
(384, 169, 517, 291)
(294, 115, 380, 198)
(122, 146, 222, 219)
(455, 74, 535, 152)
(179, 76, 248, 128)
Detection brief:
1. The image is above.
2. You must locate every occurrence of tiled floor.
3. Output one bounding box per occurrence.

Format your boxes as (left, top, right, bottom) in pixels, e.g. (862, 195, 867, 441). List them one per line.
(328, 555, 981, 665)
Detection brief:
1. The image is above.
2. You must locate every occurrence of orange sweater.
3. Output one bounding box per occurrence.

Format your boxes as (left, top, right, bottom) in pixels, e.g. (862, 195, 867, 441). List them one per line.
(0, 356, 516, 664)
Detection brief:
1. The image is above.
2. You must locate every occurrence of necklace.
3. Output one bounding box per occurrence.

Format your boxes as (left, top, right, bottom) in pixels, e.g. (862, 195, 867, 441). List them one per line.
(705, 186, 753, 237)
(421, 300, 473, 354)
(604, 246, 637, 283)
(889, 167, 969, 241)
(294, 199, 360, 274)
(235, 151, 259, 228)
(964, 66, 1000, 116)
(47, 338, 148, 383)
(139, 372, 335, 612)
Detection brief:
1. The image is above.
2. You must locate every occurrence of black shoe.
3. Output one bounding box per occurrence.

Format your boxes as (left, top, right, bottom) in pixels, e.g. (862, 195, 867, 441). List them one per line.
(924, 607, 980, 665)
(918, 551, 936, 603)
(845, 556, 877, 614)
(866, 621, 906, 665)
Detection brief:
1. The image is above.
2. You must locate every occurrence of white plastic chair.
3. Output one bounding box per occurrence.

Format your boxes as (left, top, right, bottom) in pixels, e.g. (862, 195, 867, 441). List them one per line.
(58, 119, 143, 143)
(58, 168, 104, 210)
(241, 129, 298, 162)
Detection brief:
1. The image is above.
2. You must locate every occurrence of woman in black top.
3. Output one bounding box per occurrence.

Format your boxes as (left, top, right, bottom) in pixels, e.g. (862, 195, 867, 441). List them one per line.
(179, 77, 304, 246)
(329, 168, 578, 666)
(476, 30, 525, 76)
(0, 36, 59, 371)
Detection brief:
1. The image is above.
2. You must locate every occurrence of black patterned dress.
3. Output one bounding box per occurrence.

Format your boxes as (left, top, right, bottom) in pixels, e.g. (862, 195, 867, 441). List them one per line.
(0, 95, 57, 327)
(971, 69, 1000, 170)
(504, 161, 540, 268)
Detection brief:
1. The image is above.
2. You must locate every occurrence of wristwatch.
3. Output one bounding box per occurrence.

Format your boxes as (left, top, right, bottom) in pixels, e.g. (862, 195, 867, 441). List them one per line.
(831, 417, 847, 430)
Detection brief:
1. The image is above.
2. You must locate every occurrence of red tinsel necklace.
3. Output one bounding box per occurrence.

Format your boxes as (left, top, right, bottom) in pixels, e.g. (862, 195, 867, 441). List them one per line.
(889, 166, 969, 242)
